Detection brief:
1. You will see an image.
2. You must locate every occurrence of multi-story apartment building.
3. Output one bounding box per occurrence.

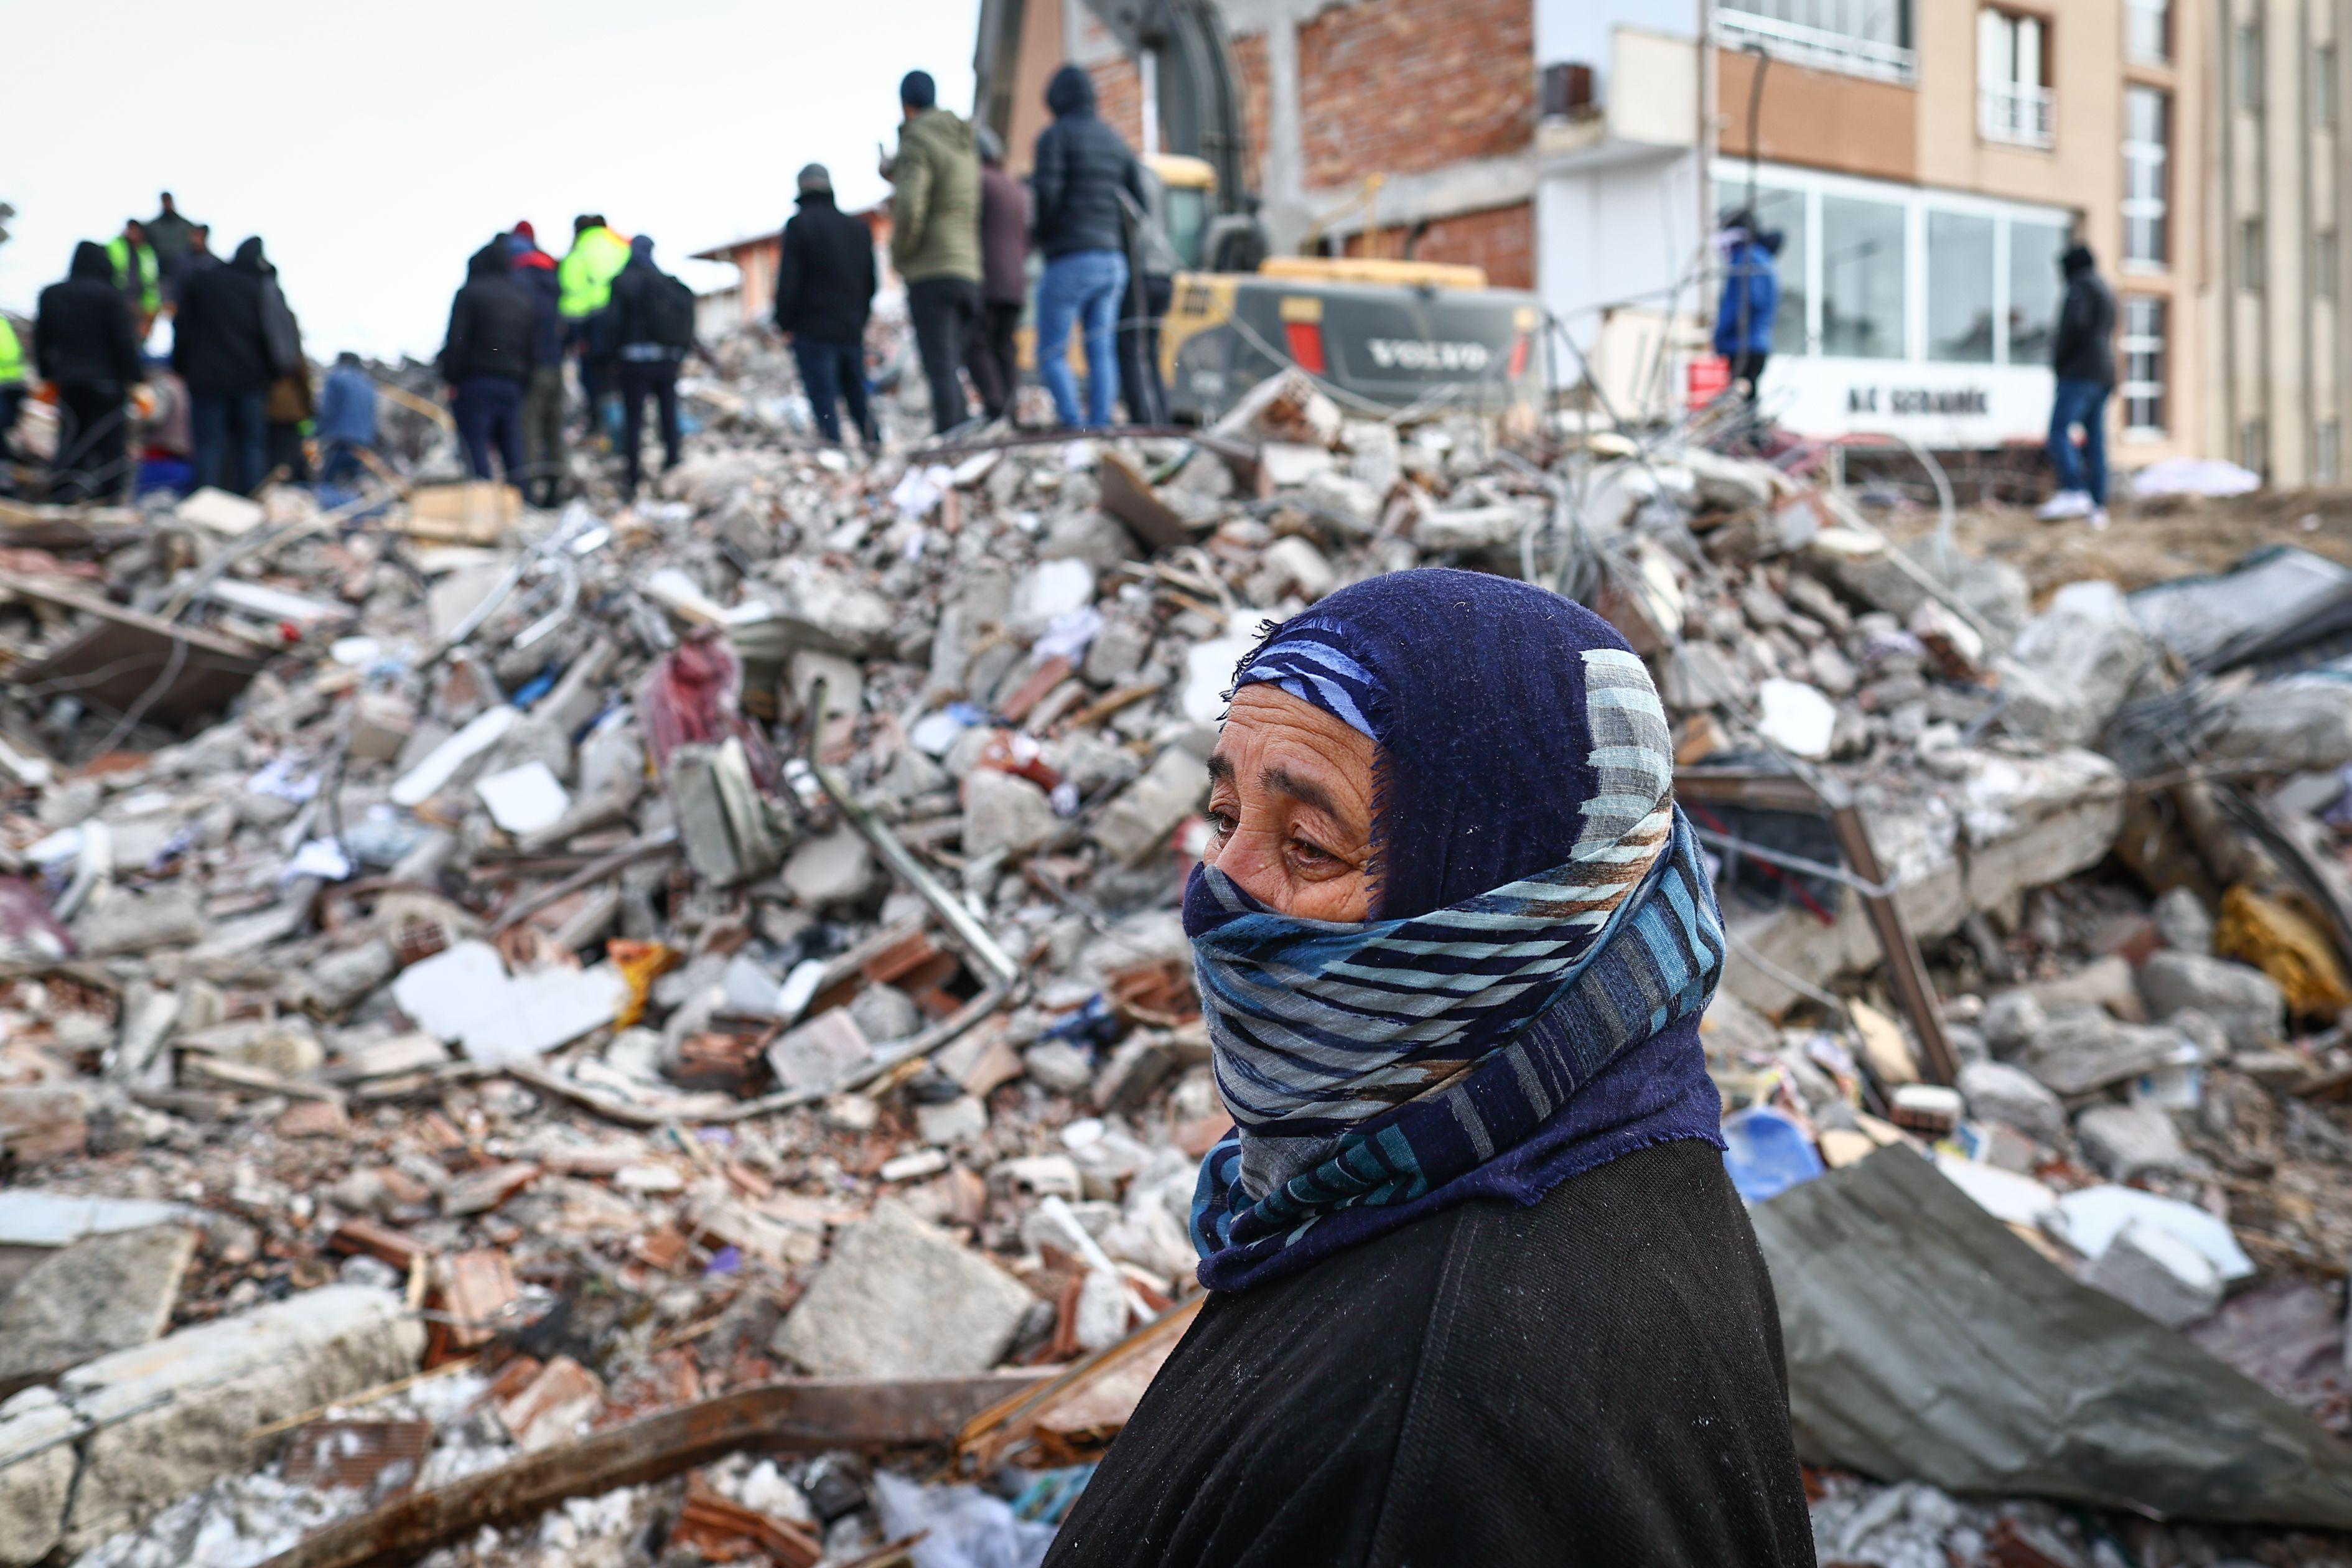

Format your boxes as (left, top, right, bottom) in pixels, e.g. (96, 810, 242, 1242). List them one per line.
(2216, 0, 2345, 485)
(973, 1, 2217, 464)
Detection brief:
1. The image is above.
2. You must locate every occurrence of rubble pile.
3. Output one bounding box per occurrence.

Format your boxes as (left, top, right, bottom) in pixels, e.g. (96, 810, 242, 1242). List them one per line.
(6, 338, 2352, 1564)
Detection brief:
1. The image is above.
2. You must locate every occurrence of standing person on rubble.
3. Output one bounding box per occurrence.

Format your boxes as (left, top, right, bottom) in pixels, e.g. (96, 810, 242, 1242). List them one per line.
(1044, 570, 1817, 1568)
(559, 215, 632, 445)
(1031, 64, 1146, 431)
(885, 68, 984, 435)
(965, 127, 1028, 425)
(773, 163, 879, 449)
(146, 193, 197, 306)
(509, 222, 567, 506)
(174, 237, 279, 495)
(607, 235, 698, 500)
(437, 238, 538, 488)
(1713, 209, 1780, 415)
(34, 243, 145, 503)
(0, 314, 26, 470)
(315, 352, 377, 488)
(2038, 242, 2117, 529)
(108, 218, 161, 342)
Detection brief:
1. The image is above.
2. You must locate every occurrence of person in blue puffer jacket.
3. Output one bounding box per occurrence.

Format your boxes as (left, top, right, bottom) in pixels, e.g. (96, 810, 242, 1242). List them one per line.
(1712, 213, 1782, 405)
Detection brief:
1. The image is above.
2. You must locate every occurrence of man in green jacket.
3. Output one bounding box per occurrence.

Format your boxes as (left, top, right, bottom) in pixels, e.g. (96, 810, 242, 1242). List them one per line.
(107, 220, 160, 340)
(0, 315, 25, 469)
(558, 215, 632, 441)
(886, 70, 982, 434)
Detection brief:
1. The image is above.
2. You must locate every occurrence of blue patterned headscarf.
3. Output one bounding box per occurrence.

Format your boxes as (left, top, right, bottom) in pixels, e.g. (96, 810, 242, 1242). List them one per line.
(1185, 569, 1726, 1291)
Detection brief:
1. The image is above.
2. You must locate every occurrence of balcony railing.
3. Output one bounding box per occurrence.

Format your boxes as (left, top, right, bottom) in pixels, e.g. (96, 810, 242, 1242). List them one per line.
(1979, 81, 2055, 147)
(1716, 7, 1918, 85)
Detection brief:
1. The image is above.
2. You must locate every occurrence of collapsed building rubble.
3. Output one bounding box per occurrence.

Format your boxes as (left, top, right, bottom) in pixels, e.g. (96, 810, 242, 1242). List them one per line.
(6, 341, 2352, 1566)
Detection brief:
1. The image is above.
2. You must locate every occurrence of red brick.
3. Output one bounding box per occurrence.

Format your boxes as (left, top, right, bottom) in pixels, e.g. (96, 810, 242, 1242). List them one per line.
(1344, 202, 1536, 291)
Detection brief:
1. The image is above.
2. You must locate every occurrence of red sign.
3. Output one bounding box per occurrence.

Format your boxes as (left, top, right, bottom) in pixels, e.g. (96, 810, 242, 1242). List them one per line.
(1686, 355, 1731, 408)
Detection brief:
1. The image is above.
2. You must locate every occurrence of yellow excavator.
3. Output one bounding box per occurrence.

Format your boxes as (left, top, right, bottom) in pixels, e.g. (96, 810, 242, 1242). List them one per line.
(1137, 149, 1544, 423)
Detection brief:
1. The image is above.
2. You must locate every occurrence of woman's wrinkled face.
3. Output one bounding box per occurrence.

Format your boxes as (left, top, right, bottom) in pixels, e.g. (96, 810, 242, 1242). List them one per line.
(1203, 684, 1377, 922)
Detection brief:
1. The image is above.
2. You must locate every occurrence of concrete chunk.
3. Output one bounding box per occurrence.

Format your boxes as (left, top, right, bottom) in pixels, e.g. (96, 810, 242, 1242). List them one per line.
(2085, 1218, 2222, 1328)
(2139, 949, 2285, 1051)
(1956, 1060, 2066, 1145)
(0, 1225, 196, 1387)
(0, 1388, 78, 1566)
(772, 1202, 1033, 1379)
(28, 1284, 421, 1552)
(2074, 1103, 2193, 1182)
(1089, 746, 1208, 867)
(963, 769, 1058, 861)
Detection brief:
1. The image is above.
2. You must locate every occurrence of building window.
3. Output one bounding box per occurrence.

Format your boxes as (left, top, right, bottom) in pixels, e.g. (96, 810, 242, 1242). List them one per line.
(2008, 218, 2071, 363)
(2240, 420, 2269, 475)
(1928, 212, 1997, 362)
(1719, 0, 1916, 85)
(2319, 421, 2344, 484)
(2123, 87, 2170, 266)
(2320, 230, 2340, 298)
(2238, 24, 2263, 110)
(1979, 10, 2054, 147)
(2120, 296, 2167, 437)
(1821, 195, 1908, 359)
(2318, 45, 2340, 129)
(2239, 218, 2266, 287)
(2126, 0, 2170, 65)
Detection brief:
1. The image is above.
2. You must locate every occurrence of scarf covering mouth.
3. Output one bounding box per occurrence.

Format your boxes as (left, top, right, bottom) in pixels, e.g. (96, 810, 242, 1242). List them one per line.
(1184, 569, 1725, 1292)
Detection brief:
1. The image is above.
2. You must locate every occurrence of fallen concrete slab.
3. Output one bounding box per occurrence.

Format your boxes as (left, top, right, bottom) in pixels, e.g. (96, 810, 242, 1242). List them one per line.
(0, 1223, 195, 1391)
(0, 1282, 422, 1557)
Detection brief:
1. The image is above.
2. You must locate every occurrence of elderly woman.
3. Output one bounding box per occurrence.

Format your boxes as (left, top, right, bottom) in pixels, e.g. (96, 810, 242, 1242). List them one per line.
(1043, 571, 1813, 1567)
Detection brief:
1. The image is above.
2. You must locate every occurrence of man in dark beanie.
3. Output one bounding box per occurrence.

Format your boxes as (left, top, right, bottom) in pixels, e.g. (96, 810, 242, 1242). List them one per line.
(883, 67, 982, 433)
(774, 162, 879, 448)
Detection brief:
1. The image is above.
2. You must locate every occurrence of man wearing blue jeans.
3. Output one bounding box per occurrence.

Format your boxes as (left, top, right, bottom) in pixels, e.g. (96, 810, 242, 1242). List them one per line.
(1031, 65, 1147, 430)
(2039, 243, 2116, 527)
(774, 164, 879, 447)
(1036, 250, 1129, 429)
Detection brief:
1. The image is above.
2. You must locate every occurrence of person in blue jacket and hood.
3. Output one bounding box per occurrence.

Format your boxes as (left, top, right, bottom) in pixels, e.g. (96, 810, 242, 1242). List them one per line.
(1712, 212, 1782, 406)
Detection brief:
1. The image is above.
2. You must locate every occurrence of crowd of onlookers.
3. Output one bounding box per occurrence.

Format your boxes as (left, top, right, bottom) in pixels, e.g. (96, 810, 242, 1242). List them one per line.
(0, 60, 1185, 508)
(0, 194, 373, 505)
(778, 63, 1175, 443)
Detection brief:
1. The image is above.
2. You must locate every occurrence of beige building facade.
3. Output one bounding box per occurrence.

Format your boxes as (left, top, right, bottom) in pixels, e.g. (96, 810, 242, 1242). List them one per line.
(2214, 0, 2345, 484)
(1684, 0, 2211, 459)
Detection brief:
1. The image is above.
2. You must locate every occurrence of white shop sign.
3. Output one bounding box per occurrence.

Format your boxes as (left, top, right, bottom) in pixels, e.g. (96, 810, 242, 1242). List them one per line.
(1758, 357, 2055, 448)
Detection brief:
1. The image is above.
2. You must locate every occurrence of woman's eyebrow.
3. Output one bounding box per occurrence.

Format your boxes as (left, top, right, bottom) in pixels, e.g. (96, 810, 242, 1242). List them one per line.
(1261, 765, 1343, 822)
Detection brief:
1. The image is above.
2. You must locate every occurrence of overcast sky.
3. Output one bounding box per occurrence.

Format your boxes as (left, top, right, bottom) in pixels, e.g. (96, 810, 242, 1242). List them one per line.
(0, 0, 979, 363)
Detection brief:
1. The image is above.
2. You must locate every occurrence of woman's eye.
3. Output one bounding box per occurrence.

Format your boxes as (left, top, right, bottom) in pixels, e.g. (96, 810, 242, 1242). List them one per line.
(1205, 810, 1236, 839)
(1290, 838, 1333, 865)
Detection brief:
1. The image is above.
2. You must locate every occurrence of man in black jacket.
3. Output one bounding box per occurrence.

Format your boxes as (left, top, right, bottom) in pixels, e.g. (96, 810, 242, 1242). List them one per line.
(35, 242, 144, 503)
(1032, 64, 1146, 429)
(438, 240, 538, 486)
(2039, 242, 2117, 526)
(174, 236, 278, 495)
(773, 164, 878, 448)
(607, 235, 696, 499)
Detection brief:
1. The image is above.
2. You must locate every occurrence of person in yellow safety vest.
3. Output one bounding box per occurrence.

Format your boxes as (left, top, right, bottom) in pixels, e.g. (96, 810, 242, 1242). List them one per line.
(107, 220, 161, 338)
(0, 315, 25, 465)
(557, 215, 631, 439)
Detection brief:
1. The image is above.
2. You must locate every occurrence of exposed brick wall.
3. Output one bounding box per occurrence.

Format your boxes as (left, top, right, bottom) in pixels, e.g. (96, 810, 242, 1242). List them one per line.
(1342, 201, 1535, 291)
(1090, 58, 1146, 150)
(1297, 0, 1534, 189)
(1233, 30, 1272, 194)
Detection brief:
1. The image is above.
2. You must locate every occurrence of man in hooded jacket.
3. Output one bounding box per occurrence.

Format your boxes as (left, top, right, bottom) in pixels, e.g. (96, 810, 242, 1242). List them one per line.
(885, 69, 983, 434)
(607, 235, 697, 499)
(35, 242, 144, 503)
(509, 222, 566, 506)
(174, 237, 279, 494)
(2040, 243, 2117, 526)
(1032, 65, 1146, 429)
(438, 239, 538, 485)
(773, 163, 878, 447)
